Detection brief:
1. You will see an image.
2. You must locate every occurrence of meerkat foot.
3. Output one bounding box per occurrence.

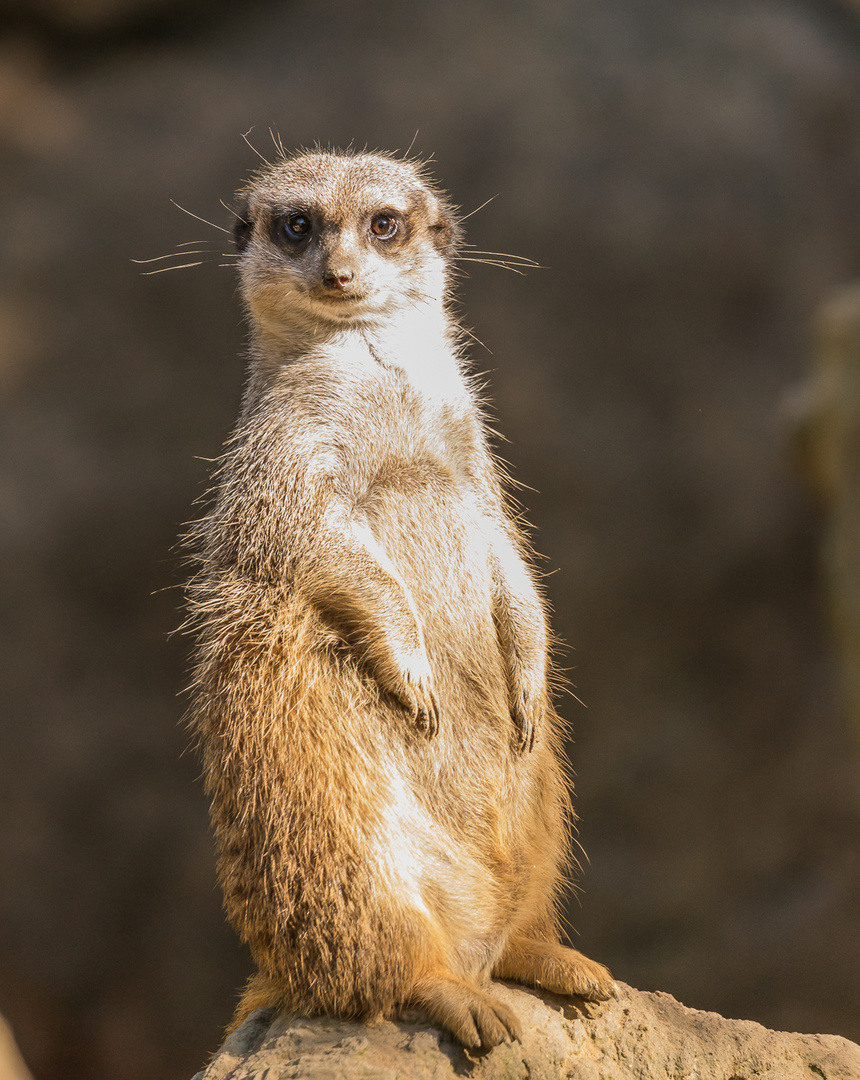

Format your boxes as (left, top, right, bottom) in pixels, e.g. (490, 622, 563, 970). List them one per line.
(494, 937, 615, 1001)
(409, 973, 522, 1049)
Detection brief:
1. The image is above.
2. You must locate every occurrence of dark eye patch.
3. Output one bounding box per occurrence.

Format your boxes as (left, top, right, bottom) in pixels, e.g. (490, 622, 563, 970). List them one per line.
(233, 202, 252, 253)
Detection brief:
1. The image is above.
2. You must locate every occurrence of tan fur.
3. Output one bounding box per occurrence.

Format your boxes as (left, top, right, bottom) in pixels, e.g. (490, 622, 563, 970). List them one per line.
(185, 148, 613, 1050)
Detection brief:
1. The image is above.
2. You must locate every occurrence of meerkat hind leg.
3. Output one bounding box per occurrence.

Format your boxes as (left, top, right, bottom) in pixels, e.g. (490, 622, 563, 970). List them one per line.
(494, 936, 615, 1001)
(409, 971, 522, 1049)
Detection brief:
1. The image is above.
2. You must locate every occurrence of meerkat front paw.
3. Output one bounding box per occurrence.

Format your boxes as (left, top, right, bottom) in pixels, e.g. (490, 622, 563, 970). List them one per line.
(408, 677, 441, 739)
(510, 685, 541, 753)
(387, 646, 440, 738)
(508, 662, 546, 753)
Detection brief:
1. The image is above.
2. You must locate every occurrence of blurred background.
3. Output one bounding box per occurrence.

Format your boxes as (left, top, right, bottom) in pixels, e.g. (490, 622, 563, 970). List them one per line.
(2, 0, 860, 1077)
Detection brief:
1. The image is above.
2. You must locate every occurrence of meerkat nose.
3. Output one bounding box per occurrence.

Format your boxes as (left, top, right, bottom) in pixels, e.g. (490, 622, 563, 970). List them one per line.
(323, 268, 356, 291)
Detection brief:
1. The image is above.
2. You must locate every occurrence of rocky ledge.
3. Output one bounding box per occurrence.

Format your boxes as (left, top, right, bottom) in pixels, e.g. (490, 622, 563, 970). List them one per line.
(192, 982, 860, 1080)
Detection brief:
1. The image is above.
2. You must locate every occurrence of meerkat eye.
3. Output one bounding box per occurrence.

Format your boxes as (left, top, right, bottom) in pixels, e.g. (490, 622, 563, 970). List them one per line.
(370, 213, 398, 239)
(283, 213, 312, 241)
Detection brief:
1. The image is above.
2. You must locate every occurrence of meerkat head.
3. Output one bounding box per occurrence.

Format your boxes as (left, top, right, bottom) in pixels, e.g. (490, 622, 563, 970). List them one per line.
(232, 149, 461, 337)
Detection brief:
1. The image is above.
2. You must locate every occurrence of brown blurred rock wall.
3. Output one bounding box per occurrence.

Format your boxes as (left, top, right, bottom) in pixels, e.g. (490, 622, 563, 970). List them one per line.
(2, 2, 860, 1078)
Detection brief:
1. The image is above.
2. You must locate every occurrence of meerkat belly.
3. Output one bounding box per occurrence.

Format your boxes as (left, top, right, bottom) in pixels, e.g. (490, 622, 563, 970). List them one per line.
(365, 474, 508, 713)
(365, 747, 513, 974)
(355, 476, 532, 965)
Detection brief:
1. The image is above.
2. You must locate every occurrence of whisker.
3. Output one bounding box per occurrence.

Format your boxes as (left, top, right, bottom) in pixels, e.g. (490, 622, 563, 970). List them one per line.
(242, 126, 272, 165)
(459, 194, 499, 222)
(170, 200, 231, 234)
(457, 257, 528, 275)
(131, 250, 210, 264)
(220, 198, 243, 223)
(269, 127, 288, 160)
(458, 255, 530, 265)
(462, 246, 541, 266)
(140, 260, 205, 275)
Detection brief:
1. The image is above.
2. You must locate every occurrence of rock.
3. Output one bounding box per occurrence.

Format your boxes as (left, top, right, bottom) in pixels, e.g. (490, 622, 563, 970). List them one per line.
(193, 983, 860, 1080)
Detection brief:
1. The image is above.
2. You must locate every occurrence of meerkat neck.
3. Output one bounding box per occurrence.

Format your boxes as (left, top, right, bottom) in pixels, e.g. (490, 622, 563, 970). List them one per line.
(361, 299, 465, 396)
(246, 297, 466, 407)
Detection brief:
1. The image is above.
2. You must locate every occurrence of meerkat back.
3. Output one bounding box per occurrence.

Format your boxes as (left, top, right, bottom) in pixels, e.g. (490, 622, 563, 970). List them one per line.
(185, 148, 614, 1050)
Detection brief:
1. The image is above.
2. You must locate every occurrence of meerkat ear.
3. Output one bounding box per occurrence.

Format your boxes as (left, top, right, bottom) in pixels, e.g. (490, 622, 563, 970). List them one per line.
(428, 198, 462, 257)
(233, 200, 253, 253)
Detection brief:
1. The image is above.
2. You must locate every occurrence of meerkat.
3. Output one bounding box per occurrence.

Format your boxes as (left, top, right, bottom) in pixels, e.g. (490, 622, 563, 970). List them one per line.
(185, 147, 614, 1050)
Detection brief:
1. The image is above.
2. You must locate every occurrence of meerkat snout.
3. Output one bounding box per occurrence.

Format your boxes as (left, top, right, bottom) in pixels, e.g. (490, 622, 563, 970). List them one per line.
(322, 266, 356, 291)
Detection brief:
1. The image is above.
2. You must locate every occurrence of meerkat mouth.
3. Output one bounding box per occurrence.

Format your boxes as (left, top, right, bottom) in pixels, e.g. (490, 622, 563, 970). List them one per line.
(307, 293, 379, 325)
(308, 291, 375, 320)
(307, 286, 368, 305)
